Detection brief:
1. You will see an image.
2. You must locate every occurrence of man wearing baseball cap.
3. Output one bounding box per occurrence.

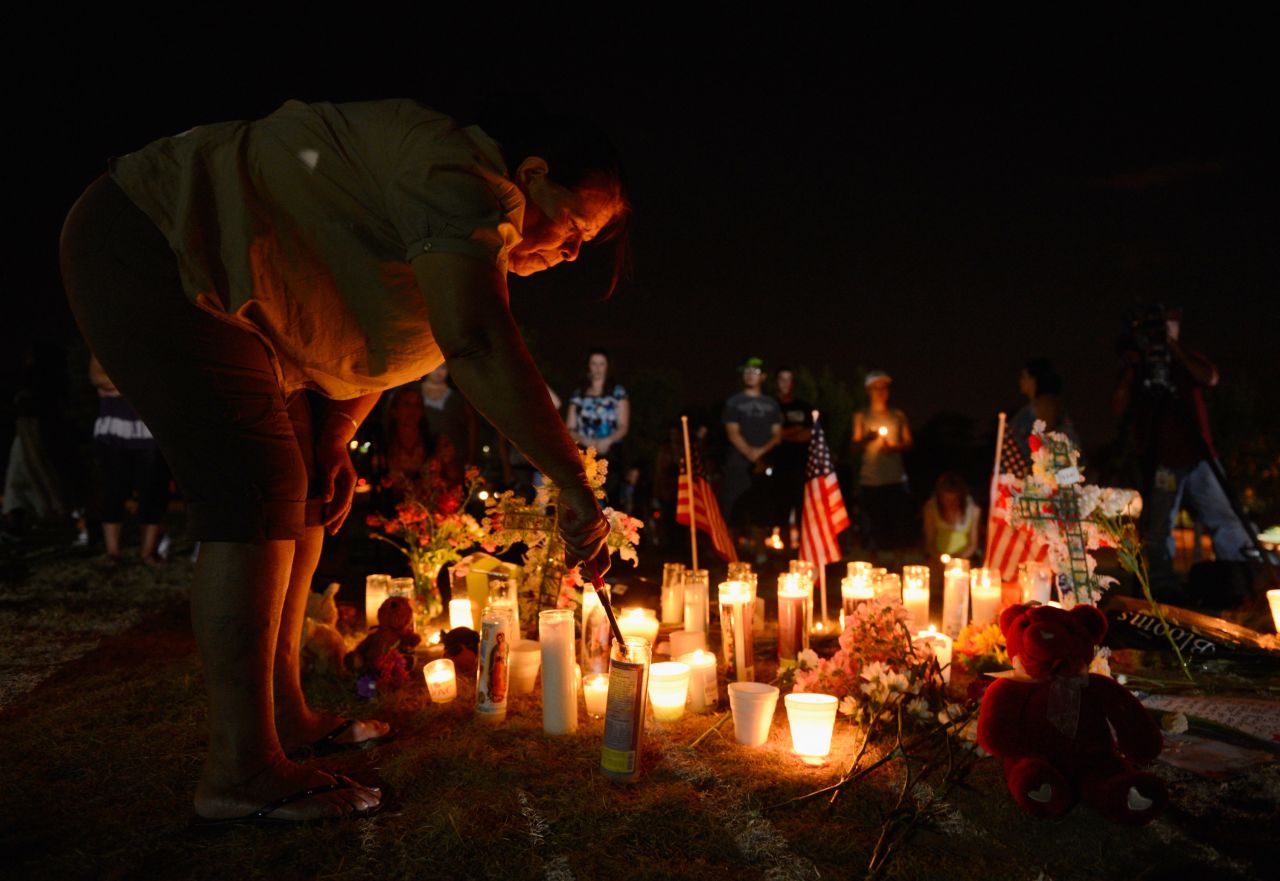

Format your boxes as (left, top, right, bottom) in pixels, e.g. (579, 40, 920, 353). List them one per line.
(720, 357, 782, 548)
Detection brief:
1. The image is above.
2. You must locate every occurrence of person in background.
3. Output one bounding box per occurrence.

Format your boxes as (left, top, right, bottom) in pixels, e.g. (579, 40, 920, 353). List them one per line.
(1009, 357, 1079, 461)
(566, 349, 629, 502)
(772, 366, 813, 546)
(852, 370, 914, 561)
(721, 356, 782, 555)
(922, 471, 980, 561)
(90, 355, 170, 567)
(381, 385, 433, 484)
(419, 364, 475, 467)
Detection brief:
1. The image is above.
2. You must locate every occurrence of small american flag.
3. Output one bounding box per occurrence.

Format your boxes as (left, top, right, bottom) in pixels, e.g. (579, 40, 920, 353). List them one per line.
(985, 420, 1047, 580)
(677, 437, 738, 563)
(799, 415, 849, 567)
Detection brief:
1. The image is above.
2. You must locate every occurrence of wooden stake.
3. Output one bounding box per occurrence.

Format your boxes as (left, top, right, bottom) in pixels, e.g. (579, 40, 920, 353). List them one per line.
(984, 412, 1007, 564)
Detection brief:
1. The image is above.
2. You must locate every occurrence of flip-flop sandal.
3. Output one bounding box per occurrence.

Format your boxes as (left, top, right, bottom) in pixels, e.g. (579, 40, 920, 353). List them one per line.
(289, 718, 394, 759)
(190, 776, 382, 829)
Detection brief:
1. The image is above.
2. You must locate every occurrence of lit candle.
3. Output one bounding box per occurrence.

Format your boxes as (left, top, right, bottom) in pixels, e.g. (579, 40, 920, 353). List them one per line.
(581, 584, 613, 676)
(423, 658, 457, 702)
(784, 692, 839, 764)
(941, 559, 970, 637)
(449, 598, 474, 630)
(877, 426, 889, 438)
(913, 625, 954, 684)
(970, 568, 1001, 626)
(902, 565, 930, 630)
(669, 630, 706, 659)
(364, 574, 391, 628)
(789, 561, 817, 633)
(508, 639, 542, 696)
(680, 649, 719, 713)
(777, 574, 810, 668)
(660, 562, 686, 625)
(648, 661, 692, 722)
(718, 580, 755, 682)
(1019, 561, 1053, 605)
(539, 609, 577, 735)
(618, 608, 660, 646)
(847, 560, 873, 580)
(1268, 589, 1280, 634)
(875, 571, 901, 603)
(583, 673, 609, 718)
(683, 569, 710, 633)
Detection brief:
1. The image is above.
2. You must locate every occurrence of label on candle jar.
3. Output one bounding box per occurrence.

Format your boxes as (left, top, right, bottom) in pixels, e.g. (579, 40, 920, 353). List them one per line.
(777, 594, 807, 666)
(476, 610, 513, 722)
(720, 600, 755, 682)
(601, 658, 646, 776)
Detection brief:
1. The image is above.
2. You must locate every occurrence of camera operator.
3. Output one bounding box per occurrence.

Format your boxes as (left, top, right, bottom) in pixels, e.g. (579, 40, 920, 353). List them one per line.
(1112, 304, 1253, 596)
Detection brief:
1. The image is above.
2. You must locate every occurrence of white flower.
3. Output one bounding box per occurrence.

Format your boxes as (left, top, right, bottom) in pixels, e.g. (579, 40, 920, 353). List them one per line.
(907, 697, 932, 721)
(798, 648, 820, 670)
(937, 702, 965, 725)
(838, 695, 859, 716)
(1162, 712, 1189, 735)
(1098, 488, 1136, 518)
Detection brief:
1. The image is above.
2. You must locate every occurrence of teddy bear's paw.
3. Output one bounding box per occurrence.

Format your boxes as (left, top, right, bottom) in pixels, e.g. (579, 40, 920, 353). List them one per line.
(1027, 783, 1054, 804)
(1126, 786, 1153, 812)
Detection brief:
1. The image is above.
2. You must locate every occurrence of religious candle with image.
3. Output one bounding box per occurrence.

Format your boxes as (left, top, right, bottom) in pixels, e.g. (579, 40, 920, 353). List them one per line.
(718, 580, 755, 682)
(777, 573, 810, 668)
(581, 584, 613, 676)
(475, 605, 514, 724)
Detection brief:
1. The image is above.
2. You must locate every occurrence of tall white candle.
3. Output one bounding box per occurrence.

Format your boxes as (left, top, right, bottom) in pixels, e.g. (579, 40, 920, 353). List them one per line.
(718, 580, 754, 682)
(913, 625, 954, 684)
(970, 568, 1001, 626)
(364, 574, 391, 627)
(789, 561, 817, 633)
(1019, 561, 1053, 604)
(902, 565, 930, 630)
(941, 560, 970, 637)
(660, 563, 687, 624)
(680, 649, 719, 713)
(1267, 589, 1280, 634)
(683, 569, 710, 633)
(777, 574, 810, 667)
(539, 609, 577, 735)
(449, 598, 474, 630)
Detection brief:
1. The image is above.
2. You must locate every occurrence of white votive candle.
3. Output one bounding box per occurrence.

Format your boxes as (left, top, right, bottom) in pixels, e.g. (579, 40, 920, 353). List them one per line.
(970, 568, 1001, 626)
(683, 569, 710, 633)
(583, 673, 609, 718)
(913, 625, 954, 684)
(648, 661, 692, 722)
(785, 692, 839, 764)
(902, 565, 930, 630)
(449, 598, 474, 630)
(509, 639, 542, 696)
(618, 607, 660, 646)
(941, 561, 970, 637)
(364, 574, 391, 628)
(424, 658, 457, 703)
(539, 609, 577, 735)
(680, 649, 719, 714)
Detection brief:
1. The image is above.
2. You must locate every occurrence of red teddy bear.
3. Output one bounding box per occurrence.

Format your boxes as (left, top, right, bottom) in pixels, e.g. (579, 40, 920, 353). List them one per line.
(977, 603, 1167, 825)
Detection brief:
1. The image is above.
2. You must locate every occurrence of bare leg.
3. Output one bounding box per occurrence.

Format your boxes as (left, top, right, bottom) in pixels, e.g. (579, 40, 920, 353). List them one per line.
(141, 523, 164, 563)
(274, 527, 390, 751)
(191, 540, 379, 820)
(102, 522, 123, 558)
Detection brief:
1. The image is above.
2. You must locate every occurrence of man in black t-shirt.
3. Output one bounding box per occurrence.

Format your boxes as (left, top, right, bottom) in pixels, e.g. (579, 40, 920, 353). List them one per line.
(772, 367, 813, 540)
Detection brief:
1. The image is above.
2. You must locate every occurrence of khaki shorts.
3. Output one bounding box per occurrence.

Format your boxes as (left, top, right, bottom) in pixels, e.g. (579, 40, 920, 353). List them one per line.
(60, 175, 323, 542)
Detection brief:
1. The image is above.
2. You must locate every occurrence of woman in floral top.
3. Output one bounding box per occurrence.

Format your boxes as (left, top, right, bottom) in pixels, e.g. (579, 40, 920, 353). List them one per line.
(566, 349, 629, 501)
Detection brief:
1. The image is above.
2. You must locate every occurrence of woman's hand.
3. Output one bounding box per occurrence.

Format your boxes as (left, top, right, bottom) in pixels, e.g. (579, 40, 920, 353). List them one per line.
(557, 481, 611, 578)
(594, 436, 613, 456)
(317, 434, 358, 535)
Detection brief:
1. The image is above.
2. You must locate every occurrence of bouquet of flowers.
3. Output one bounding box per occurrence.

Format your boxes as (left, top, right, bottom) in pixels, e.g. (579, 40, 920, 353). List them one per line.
(954, 620, 1010, 676)
(482, 447, 642, 630)
(791, 596, 947, 727)
(366, 462, 486, 619)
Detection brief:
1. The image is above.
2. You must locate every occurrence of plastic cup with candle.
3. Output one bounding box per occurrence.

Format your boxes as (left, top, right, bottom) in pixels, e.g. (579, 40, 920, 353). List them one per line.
(728, 681, 780, 747)
(970, 568, 1001, 626)
(902, 565, 930, 630)
(669, 630, 706, 659)
(509, 639, 542, 696)
(660, 562, 687, 624)
(423, 658, 457, 703)
(683, 569, 710, 633)
(718, 580, 755, 682)
(583, 673, 609, 718)
(913, 625, 954, 684)
(364, 574, 391, 628)
(680, 649, 719, 713)
(785, 692, 839, 764)
(539, 609, 577, 734)
(618, 607, 660, 646)
(777, 573, 810, 668)
(647, 661, 691, 722)
(941, 558, 971, 637)
(449, 598, 474, 630)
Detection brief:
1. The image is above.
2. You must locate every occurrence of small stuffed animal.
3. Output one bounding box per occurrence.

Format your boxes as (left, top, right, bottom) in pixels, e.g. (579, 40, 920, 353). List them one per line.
(300, 583, 347, 677)
(977, 603, 1167, 825)
(345, 595, 422, 689)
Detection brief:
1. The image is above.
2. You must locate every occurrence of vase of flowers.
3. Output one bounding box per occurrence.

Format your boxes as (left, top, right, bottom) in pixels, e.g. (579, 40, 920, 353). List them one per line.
(366, 462, 485, 622)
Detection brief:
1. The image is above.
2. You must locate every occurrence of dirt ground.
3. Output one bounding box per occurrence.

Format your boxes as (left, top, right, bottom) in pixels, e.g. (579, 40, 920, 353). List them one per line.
(1, 530, 1277, 881)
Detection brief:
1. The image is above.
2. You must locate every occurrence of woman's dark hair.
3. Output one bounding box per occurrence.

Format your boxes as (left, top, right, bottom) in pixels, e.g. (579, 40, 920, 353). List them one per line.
(382, 385, 435, 457)
(934, 471, 971, 501)
(576, 348, 615, 398)
(1023, 357, 1062, 398)
(471, 101, 632, 297)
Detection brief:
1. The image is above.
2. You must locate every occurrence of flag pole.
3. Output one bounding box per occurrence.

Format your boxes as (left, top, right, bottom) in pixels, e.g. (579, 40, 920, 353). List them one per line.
(984, 412, 1007, 564)
(813, 409, 829, 628)
(681, 415, 699, 572)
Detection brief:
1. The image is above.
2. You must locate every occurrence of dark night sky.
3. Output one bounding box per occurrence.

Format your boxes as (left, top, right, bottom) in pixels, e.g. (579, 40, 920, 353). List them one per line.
(8, 21, 1276, 456)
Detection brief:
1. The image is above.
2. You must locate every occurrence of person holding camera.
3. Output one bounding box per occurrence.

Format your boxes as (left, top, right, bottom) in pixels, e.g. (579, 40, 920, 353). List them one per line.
(1112, 305, 1252, 595)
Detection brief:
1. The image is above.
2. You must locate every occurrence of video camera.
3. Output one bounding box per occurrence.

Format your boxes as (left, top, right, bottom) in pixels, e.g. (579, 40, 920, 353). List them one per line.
(1124, 303, 1176, 393)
